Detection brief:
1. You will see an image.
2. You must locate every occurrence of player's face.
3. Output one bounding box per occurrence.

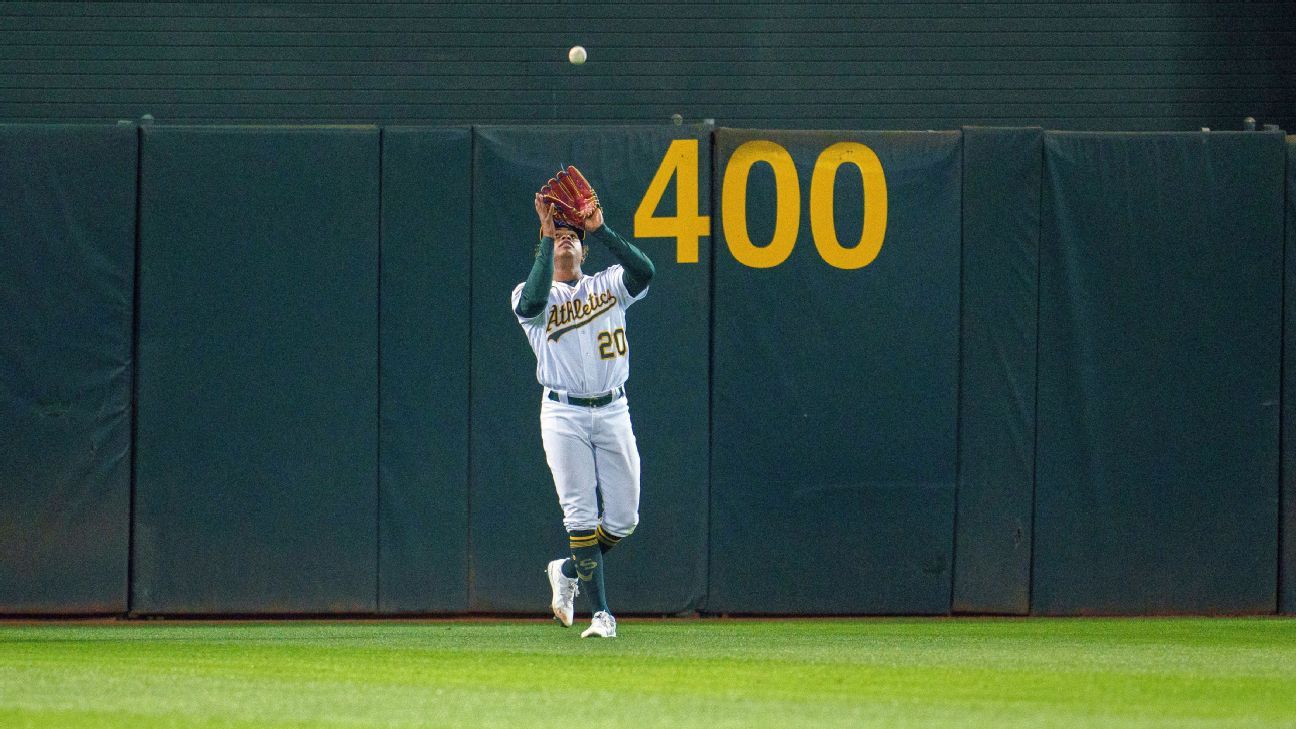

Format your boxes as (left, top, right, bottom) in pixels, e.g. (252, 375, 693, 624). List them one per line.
(553, 227, 584, 262)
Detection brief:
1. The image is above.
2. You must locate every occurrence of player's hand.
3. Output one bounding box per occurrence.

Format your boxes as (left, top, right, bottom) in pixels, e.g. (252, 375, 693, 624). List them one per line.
(582, 205, 604, 233)
(534, 194, 557, 238)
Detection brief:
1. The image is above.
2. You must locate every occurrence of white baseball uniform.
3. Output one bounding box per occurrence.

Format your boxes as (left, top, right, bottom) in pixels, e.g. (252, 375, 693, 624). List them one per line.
(511, 264, 648, 535)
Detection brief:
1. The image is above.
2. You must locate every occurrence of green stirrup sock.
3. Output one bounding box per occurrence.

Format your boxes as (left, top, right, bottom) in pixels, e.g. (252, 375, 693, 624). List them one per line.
(568, 530, 609, 614)
(596, 524, 624, 555)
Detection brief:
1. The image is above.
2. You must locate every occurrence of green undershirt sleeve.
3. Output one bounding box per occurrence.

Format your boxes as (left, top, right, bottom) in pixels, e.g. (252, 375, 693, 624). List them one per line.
(591, 224, 655, 298)
(516, 237, 554, 319)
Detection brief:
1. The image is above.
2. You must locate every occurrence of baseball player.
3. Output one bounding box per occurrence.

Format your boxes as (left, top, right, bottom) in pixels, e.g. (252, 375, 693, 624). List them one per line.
(511, 167, 655, 638)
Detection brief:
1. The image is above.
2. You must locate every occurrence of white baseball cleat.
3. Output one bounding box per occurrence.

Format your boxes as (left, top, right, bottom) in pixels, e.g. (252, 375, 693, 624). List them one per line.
(546, 559, 579, 627)
(580, 610, 617, 639)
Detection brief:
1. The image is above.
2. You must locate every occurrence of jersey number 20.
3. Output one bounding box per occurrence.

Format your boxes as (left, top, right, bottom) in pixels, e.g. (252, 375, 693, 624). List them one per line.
(597, 328, 628, 360)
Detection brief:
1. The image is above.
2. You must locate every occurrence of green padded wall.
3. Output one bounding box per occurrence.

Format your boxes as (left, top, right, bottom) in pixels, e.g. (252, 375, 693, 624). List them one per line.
(133, 126, 380, 614)
(708, 129, 962, 614)
(8, 121, 1296, 616)
(951, 127, 1043, 615)
(1034, 131, 1284, 615)
(470, 125, 711, 613)
(378, 127, 472, 613)
(0, 124, 136, 613)
(1284, 135, 1296, 615)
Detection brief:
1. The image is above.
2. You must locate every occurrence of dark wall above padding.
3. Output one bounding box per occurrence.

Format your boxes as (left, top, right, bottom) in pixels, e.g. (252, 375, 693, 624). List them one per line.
(3, 3, 1293, 132)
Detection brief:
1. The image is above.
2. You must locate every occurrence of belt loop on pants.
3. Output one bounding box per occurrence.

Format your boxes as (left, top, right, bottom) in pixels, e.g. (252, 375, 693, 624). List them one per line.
(545, 386, 626, 408)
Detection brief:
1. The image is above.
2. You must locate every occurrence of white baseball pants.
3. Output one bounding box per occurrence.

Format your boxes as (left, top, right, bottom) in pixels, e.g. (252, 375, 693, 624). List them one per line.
(539, 394, 641, 536)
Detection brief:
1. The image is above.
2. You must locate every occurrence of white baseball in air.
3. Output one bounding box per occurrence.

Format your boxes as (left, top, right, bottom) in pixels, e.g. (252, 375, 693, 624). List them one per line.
(568, 45, 587, 65)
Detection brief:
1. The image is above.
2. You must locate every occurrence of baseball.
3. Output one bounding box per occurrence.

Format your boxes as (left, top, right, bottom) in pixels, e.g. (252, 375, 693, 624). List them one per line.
(568, 45, 587, 65)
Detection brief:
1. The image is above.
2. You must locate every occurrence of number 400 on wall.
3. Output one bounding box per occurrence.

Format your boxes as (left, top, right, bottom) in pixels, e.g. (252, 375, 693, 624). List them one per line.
(633, 139, 888, 270)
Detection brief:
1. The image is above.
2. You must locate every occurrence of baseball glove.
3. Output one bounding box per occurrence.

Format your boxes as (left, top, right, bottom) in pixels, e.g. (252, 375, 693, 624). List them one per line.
(539, 166, 600, 229)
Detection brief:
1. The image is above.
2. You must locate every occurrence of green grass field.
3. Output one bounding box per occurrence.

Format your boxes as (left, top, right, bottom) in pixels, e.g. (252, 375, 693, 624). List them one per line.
(1, 618, 1293, 728)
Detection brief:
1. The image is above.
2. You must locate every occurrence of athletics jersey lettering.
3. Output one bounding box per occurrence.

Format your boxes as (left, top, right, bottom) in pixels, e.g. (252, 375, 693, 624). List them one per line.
(546, 290, 618, 341)
(512, 264, 648, 396)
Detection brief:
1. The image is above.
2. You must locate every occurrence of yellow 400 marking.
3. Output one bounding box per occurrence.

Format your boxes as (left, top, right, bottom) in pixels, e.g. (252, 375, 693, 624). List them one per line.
(633, 139, 888, 270)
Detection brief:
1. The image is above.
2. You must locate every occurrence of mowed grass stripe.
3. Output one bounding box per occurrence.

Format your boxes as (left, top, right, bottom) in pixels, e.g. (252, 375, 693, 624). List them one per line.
(0, 618, 1293, 728)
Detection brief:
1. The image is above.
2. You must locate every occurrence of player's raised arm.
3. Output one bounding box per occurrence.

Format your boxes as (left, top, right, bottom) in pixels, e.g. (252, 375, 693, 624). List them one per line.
(516, 194, 556, 319)
(583, 205, 655, 298)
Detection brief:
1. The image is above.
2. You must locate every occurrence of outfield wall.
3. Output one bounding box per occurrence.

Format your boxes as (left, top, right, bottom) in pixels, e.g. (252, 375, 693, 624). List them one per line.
(0, 123, 1290, 616)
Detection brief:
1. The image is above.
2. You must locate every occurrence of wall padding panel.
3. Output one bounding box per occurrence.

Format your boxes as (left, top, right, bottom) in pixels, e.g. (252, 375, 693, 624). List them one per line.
(469, 125, 711, 614)
(377, 127, 472, 613)
(1033, 131, 1283, 615)
(0, 123, 136, 613)
(952, 127, 1043, 615)
(133, 125, 380, 614)
(708, 129, 962, 614)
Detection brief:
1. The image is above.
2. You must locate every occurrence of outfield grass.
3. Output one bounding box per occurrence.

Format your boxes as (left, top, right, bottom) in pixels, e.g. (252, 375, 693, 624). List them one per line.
(0, 617, 1293, 728)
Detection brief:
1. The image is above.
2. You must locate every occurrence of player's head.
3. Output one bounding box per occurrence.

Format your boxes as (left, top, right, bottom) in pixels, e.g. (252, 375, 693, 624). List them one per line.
(554, 219, 585, 242)
(553, 224, 588, 264)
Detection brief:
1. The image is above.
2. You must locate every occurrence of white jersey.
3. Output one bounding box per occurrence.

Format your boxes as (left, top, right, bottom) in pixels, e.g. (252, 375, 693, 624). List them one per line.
(512, 264, 647, 396)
